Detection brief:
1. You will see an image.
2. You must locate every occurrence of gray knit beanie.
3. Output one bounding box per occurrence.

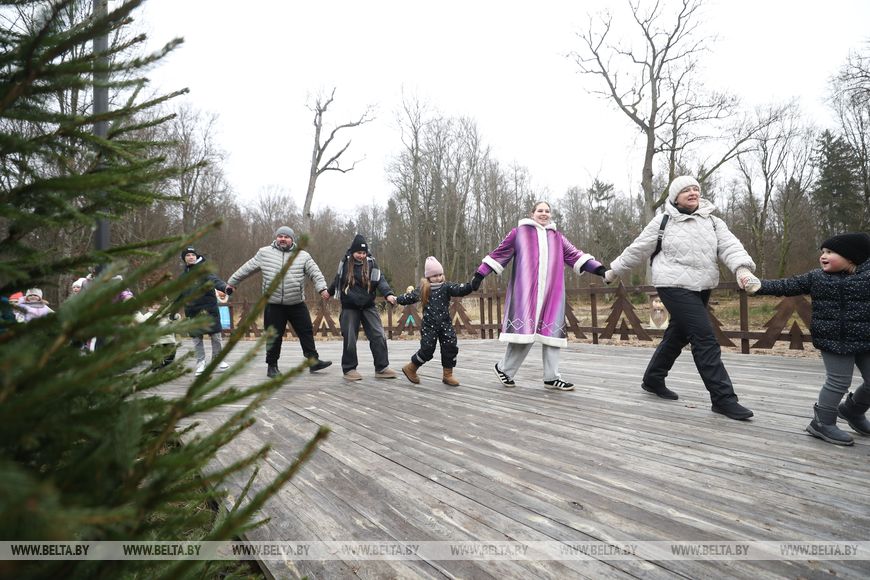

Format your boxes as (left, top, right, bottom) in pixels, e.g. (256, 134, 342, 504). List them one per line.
(275, 226, 295, 238)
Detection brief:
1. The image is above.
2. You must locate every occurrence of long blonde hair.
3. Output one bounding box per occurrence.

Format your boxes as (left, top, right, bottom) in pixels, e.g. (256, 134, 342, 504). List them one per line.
(419, 277, 431, 309)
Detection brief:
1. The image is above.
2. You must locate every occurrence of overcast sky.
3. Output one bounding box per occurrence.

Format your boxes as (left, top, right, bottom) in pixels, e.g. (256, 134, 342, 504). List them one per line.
(138, 0, 870, 214)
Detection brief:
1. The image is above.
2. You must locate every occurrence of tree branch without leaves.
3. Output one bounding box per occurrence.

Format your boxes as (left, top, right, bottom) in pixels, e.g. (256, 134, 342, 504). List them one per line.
(302, 88, 374, 230)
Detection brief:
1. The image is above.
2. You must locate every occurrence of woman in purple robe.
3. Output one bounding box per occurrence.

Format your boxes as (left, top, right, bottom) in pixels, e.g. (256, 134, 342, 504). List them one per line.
(471, 201, 606, 391)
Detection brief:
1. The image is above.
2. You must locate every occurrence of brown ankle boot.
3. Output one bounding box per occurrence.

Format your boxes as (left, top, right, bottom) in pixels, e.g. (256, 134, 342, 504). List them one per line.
(442, 367, 460, 386)
(402, 362, 421, 384)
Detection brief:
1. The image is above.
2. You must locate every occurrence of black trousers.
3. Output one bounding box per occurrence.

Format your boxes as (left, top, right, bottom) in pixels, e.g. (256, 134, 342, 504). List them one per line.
(412, 321, 459, 368)
(643, 287, 739, 405)
(263, 303, 318, 365)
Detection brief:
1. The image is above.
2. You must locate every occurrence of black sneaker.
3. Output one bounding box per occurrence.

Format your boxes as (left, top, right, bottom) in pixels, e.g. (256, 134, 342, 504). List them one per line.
(309, 359, 332, 373)
(267, 364, 280, 378)
(641, 383, 679, 400)
(494, 364, 515, 387)
(544, 379, 575, 391)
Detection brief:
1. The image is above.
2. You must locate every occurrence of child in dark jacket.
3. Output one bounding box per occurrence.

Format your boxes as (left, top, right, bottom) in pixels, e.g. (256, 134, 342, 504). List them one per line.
(327, 234, 398, 381)
(178, 247, 233, 376)
(749, 232, 870, 445)
(396, 257, 475, 386)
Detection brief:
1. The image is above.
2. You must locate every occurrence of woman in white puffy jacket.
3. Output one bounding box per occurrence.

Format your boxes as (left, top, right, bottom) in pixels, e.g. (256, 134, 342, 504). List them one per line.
(605, 176, 760, 421)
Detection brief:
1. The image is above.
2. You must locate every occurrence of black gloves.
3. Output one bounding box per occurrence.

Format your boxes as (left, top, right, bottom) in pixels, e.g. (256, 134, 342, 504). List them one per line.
(224, 285, 234, 295)
(594, 265, 607, 278)
(471, 272, 484, 291)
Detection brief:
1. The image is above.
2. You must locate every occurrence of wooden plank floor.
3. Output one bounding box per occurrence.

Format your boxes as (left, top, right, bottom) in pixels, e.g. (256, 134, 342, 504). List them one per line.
(161, 339, 870, 579)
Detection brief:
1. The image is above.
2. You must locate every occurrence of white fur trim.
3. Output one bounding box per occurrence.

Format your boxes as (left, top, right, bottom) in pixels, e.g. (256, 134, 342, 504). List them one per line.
(536, 334, 568, 348)
(518, 217, 557, 230)
(499, 332, 567, 348)
(482, 255, 504, 275)
(535, 225, 548, 326)
(499, 332, 535, 344)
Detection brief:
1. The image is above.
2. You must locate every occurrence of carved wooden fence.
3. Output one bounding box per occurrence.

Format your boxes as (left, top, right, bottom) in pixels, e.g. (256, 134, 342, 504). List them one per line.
(221, 282, 814, 355)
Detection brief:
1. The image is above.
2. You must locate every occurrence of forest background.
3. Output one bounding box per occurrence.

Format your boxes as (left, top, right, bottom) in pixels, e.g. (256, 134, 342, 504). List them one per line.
(16, 0, 870, 308)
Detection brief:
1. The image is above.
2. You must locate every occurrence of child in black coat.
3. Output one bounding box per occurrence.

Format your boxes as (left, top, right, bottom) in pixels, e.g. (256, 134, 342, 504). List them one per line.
(749, 232, 870, 445)
(396, 256, 474, 386)
(178, 247, 233, 376)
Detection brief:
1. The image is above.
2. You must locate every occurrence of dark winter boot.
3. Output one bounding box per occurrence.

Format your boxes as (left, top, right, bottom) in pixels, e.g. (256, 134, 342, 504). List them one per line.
(838, 393, 870, 436)
(711, 399, 754, 420)
(807, 404, 854, 446)
(267, 364, 280, 378)
(641, 382, 679, 400)
(442, 367, 460, 387)
(402, 361, 421, 384)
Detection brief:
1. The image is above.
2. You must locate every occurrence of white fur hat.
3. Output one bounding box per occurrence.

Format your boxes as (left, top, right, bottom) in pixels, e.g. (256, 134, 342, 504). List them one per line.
(25, 288, 43, 300)
(668, 176, 700, 203)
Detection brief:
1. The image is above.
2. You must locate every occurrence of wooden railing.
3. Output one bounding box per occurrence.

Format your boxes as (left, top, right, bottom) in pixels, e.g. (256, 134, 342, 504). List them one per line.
(221, 282, 814, 354)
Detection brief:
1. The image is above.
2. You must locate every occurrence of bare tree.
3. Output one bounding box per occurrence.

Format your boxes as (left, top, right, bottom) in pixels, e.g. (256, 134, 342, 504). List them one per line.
(443, 117, 485, 278)
(161, 104, 232, 234)
(245, 185, 300, 242)
(734, 103, 802, 276)
(831, 48, 870, 229)
(573, 0, 708, 220)
(572, 0, 773, 222)
(388, 94, 427, 280)
(302, 88, 374, 231)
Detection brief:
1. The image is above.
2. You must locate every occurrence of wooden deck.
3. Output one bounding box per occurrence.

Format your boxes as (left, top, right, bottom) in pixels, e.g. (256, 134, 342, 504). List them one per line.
(163, 339, 870, 579)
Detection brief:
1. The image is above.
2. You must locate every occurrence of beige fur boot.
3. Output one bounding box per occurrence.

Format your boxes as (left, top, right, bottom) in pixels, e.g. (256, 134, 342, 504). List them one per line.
(402, 362, 421, 384)
(442, 367, 460, 386)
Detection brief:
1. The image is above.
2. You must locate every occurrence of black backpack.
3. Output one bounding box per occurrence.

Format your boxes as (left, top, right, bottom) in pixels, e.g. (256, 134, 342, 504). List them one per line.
(649, 214, 669, 266)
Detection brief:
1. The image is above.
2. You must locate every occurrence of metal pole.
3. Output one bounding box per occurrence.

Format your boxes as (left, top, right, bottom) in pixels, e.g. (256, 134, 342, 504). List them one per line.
(93, 0, 109, 252)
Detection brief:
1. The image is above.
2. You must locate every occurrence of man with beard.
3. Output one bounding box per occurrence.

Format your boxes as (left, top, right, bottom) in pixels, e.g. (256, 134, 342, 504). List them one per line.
(227, 226, 332, 378)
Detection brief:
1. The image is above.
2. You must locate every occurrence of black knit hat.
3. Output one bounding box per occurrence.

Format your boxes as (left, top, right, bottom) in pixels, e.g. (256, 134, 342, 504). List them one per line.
(181, 246, 199, 260)
(820, 232, 870, 265)
(348, 233, 368, 255)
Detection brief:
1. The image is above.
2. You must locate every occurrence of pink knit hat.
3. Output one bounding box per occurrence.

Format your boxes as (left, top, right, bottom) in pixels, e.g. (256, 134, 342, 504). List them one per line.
(424, 256, 443, 278)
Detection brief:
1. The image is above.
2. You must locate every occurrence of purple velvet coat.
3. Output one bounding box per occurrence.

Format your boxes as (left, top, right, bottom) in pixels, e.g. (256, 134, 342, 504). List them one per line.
(476, 219, 602, 347)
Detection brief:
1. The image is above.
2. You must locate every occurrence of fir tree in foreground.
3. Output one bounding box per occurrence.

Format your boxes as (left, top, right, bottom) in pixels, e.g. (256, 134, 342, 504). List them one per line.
(0, 2, 327, 578)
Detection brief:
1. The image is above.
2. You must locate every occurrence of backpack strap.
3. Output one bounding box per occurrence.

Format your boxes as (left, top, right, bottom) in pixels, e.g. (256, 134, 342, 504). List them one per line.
(649, 214, 670, 266)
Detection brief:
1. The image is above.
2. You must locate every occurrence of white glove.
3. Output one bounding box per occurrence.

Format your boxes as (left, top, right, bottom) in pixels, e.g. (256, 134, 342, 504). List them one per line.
(744, 276, 761, 294)
(604, 270, 618, 284)
(736, 267, 761, 294)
